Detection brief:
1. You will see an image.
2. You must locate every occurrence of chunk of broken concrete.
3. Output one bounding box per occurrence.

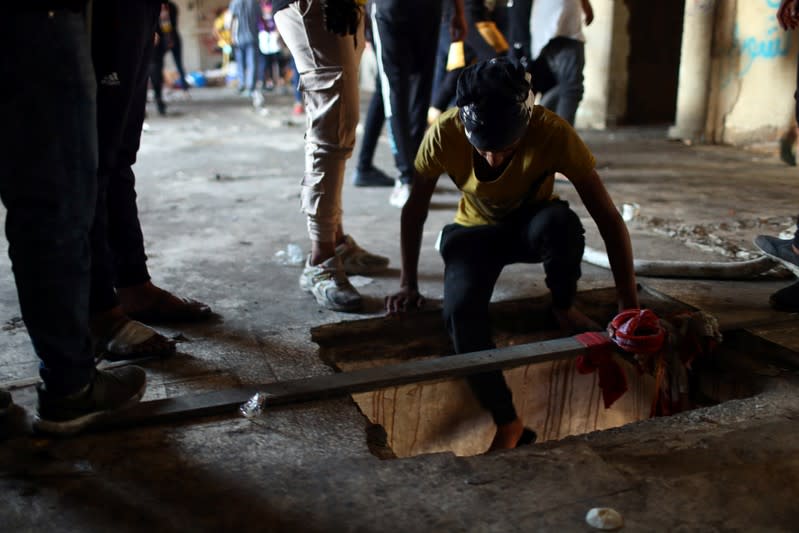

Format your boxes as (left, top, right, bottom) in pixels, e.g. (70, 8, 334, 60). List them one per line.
(585, 507, 624, 530)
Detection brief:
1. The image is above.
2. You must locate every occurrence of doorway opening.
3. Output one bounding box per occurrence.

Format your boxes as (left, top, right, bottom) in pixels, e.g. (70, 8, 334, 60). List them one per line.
(623, 1, 685, 125)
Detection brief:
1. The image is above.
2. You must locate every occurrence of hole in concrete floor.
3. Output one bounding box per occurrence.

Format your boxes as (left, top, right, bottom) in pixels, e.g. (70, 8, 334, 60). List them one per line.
(312, 287, 791, 458)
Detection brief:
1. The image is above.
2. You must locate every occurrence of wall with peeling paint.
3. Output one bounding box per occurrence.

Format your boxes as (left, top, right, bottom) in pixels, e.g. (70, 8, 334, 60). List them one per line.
(606, 1, 631, 126)
(168, 0, 798, 146)
(707, 0, 798, 144)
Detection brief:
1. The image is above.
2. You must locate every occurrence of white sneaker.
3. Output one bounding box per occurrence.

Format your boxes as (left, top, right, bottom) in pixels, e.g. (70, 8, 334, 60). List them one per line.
(389, 182, 411, 208)
(299, 255, 362, 311)
(336, 235, 389, 275)
(252, 90, 264, 108)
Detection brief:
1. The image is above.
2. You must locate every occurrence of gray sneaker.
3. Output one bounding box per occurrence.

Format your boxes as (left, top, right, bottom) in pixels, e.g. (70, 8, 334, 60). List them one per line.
(336, 235, 390, 275)
(34, 366, 147, 435)
(299, 255, 362, 311)
(754, 235, 799, 276)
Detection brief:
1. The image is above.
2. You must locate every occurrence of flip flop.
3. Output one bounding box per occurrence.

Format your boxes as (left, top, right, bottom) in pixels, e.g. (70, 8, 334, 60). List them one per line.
(125, 291, 213, 325)
(96, 318, 176, 362)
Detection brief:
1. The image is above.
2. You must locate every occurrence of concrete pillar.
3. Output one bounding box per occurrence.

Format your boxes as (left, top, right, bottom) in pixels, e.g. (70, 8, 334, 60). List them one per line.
(668, 0, 717, 141)
(578, 0, 615, 129)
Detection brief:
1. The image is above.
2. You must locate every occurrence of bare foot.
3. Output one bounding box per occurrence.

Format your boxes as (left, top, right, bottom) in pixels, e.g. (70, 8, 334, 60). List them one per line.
(488, 418, 525, 451)
(117, 281, 170, 312)
(90, 305, 176, 360)
(552, 307, 602, 335)
(118, 281, 212, 324)
(90, 305, 128, 338)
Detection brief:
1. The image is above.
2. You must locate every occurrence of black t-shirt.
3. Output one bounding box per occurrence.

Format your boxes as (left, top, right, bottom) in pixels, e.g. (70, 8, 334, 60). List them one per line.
(12, 0, 88, 12)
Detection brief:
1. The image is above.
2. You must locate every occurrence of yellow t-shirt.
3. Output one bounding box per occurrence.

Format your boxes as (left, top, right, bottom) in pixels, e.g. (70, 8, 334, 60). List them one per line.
(214, 15, 232, 49)
(414, 106, 596, 227)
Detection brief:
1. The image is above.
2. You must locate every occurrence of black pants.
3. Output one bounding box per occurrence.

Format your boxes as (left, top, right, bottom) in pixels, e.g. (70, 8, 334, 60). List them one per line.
(152, 36, 189, 105)
(150, 44, 167, 114)
(91, 0, 161, 313)
(168, 35, 189, 88)
(371, 0, 442, 183)
(356, 72, 387, 171)
(439, 201, 585, 425)
(506, 0, 532, 60)
(0, 10, 97, 394)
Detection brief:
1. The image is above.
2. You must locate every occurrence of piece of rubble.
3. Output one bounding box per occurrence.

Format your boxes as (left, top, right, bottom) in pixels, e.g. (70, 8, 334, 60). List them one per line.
(585, 507, 624, 530)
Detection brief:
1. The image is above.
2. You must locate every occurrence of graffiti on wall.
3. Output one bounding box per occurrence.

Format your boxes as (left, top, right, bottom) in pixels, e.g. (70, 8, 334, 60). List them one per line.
(722, 0, 793, 87)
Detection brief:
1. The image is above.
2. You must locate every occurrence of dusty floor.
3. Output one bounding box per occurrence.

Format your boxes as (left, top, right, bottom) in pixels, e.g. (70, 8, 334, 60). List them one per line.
(0, 87, 798, 532)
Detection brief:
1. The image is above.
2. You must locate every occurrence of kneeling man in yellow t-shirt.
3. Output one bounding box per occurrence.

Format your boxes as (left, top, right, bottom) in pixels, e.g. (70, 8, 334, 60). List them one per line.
(385, 57, 639, 451)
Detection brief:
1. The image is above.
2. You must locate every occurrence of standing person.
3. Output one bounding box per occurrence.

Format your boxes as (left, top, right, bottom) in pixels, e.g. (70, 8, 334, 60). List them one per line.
(91, 0, 213, 360)
(528, 0, 593, 126)
(754, 0, 799, 313)
(386, 59, 638, 450)
(151, 1, 190, 116)
(507, 0, 532, 65)
(370, 0, 467, 207)
(350, 1, 395, 188)
(213, 7, 235, 70)
(274, 0, 391, 311)
(258, 0, 282, 92)
(428, 0, 509, 124)
(229, 0, 263, 97)
(159, 1, 190, 90)
(3, 2, 147, 434)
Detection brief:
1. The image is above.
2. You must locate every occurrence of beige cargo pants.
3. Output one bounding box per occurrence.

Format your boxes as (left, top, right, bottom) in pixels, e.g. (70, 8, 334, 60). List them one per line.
(275, 0, 365, 243)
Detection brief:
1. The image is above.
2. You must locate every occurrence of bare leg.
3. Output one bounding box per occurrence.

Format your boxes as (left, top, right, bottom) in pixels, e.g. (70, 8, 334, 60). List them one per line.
(309, 224, 346, 265)
(488, 417, 525, 451)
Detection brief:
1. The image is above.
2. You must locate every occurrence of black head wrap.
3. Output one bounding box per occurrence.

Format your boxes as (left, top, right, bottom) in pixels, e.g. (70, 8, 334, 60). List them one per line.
(456, 58, 533, 151)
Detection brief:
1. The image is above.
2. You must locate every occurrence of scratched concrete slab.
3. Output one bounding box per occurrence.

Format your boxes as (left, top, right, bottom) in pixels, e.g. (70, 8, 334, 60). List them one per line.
(0, 87, 798, 531)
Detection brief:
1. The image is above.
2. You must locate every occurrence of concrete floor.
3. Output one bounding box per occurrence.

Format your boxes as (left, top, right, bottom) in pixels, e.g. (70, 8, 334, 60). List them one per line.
(1, 88, 798, 531)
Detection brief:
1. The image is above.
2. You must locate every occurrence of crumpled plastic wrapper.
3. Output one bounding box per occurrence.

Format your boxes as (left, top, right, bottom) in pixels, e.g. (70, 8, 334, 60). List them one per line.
(240, 392, 269, 418)
(274, 243, 305, 265)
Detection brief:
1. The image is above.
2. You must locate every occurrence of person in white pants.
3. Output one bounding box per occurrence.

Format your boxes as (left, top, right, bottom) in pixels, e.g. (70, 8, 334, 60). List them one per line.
(275, 0, 390, 311)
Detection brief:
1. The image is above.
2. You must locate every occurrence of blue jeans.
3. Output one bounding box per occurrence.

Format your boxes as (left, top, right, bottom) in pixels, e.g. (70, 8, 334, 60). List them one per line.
(236, 41, 259, 92)
(0, 10, 97, 395)
(290, 57, 302, 103)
